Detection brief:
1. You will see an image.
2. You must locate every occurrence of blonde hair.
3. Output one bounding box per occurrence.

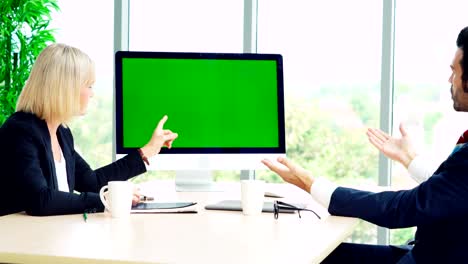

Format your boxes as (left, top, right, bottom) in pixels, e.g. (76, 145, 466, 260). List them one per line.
(16, 43, 95, 123)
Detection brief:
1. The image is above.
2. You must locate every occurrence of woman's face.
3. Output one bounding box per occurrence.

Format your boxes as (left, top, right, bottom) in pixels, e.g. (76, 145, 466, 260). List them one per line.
(79, 83, 94, 115)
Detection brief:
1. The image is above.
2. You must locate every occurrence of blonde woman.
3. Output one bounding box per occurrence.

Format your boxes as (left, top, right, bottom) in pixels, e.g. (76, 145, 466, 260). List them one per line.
(0, 43, 177, 216)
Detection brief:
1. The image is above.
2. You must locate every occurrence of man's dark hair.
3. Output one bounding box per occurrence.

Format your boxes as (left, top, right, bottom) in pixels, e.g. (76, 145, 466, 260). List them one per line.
(456, 26, 468, 92)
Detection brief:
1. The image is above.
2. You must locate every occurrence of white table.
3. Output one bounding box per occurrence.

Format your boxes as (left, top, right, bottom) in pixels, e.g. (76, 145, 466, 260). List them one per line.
(0, 181, 359, 264)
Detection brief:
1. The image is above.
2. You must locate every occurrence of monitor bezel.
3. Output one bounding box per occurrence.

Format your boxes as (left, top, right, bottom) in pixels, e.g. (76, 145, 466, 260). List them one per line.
(115, 51, 285, 155)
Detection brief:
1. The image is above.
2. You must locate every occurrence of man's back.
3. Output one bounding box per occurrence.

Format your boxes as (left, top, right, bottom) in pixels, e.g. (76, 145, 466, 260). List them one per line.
(328, 143, 468, 262)
(411, 145, 468, 262)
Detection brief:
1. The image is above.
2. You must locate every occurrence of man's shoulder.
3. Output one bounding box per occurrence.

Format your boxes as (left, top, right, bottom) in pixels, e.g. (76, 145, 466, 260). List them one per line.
(433, 143, 468, 177)
(447, 142, 468, 159)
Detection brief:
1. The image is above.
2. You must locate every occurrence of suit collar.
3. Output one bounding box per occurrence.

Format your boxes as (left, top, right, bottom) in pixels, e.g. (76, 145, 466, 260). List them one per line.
(12, 112, 73, 192)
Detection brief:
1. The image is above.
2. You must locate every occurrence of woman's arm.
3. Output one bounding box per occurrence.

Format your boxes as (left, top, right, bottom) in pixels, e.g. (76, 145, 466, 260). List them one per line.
(73, 150, 146, 193)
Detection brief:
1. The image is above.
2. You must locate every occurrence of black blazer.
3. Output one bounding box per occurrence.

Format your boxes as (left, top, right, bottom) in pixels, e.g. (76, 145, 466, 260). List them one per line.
(0, 112, 146, 216)
(329, 144, 468, 263)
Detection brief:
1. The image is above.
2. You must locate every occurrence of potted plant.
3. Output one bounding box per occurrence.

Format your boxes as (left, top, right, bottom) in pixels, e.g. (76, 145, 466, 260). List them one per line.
(0, 0, 59, 124)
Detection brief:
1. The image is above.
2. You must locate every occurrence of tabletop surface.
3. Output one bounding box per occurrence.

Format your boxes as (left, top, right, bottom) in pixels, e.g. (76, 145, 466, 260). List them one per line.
(0, 181, 359, 264)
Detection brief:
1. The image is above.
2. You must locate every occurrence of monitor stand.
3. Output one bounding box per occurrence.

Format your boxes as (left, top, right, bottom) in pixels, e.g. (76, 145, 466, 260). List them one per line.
(175, 170, 223, 192)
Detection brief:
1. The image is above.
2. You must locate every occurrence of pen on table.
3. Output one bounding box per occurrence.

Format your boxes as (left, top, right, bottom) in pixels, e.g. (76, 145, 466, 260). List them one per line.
(140, 195, 155, 202)
(83, 212, 88, 223)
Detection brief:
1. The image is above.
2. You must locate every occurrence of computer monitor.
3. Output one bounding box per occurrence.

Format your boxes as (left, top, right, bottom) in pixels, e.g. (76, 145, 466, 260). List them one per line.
(114, 51, 285, 191)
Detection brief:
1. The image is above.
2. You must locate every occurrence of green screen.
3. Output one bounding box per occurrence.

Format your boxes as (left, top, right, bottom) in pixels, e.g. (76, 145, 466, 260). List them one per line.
(122, 57, 279, 148)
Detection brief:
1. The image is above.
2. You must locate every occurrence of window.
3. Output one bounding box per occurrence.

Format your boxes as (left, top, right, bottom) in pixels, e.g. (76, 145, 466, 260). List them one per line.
(257, 0, 382, 244)
(50, 0, 114, 168)
(129, 0, 243, 53)
(128, 0, 244, 182)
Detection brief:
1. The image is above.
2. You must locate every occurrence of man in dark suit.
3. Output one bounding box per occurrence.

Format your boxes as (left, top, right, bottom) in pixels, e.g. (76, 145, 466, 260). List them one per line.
(262, 26, 468, 263)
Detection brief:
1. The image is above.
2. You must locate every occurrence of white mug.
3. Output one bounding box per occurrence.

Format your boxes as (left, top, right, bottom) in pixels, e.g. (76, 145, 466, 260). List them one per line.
(99, 181, 133, 218)
(241, 180, 265, 215)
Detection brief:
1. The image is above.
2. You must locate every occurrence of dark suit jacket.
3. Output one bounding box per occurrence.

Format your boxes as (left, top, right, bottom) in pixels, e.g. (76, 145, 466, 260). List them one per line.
(329, 144, 468, 263)
(0, 112, 146, 216)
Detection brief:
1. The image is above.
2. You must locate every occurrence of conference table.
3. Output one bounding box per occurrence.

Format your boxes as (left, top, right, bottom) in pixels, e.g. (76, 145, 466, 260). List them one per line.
(0, 181, 359, 264)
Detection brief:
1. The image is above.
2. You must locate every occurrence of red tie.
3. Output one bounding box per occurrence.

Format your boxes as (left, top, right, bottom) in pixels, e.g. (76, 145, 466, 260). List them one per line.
(456, 130, 468, 144)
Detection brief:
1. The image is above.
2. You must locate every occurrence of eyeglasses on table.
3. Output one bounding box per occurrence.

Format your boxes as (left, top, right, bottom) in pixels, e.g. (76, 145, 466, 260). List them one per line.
(273, 200, 321, 220)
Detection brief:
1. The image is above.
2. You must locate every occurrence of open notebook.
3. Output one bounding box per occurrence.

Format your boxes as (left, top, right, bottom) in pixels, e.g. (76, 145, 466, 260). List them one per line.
(131, 202, 198, 213)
